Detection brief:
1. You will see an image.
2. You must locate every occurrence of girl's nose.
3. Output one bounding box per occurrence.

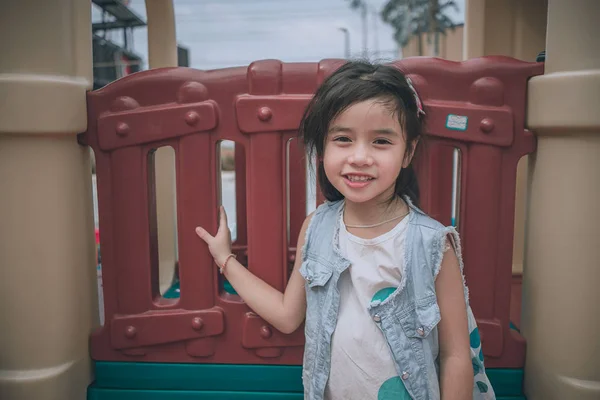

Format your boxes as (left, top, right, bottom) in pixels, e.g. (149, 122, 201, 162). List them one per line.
(348, 146, 373, 166)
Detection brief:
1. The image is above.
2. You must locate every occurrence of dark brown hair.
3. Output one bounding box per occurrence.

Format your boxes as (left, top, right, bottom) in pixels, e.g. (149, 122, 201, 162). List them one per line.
(299, 60, 425, 205)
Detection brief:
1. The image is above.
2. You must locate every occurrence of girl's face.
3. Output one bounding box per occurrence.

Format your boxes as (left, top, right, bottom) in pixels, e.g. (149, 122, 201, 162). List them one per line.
(323, 99, 411, 206)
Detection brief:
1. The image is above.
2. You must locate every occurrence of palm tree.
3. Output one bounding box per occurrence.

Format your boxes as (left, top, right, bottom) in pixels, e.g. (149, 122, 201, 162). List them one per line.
(348, 0, 458, 57)
(380, 0, 427, 55)
(424, 0, 458, 56)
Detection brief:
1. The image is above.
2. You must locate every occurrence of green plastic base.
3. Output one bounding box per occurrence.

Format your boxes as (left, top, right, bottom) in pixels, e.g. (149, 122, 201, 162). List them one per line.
(94, 363, 303, 393)
(89, 389, 524, 400)
(89, 362, 525, 399)
(88, 387, 303, 399)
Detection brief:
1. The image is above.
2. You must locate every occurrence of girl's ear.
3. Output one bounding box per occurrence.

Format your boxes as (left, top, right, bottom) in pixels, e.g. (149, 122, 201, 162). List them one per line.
(402, 138, 419, 168)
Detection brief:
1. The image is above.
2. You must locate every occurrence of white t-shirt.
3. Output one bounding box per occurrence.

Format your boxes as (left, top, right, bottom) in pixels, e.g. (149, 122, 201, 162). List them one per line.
(325, 211, 414, 400)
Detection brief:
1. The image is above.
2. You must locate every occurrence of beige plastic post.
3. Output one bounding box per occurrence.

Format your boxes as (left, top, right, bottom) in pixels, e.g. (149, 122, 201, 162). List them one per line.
(463, 0, 486, 60)
(0, 0, 97, 399)
(524, 0, 600, 399)
(463, 0, 548, 275)
(464, 0, 548, 60)
(145, 0, 179, 294)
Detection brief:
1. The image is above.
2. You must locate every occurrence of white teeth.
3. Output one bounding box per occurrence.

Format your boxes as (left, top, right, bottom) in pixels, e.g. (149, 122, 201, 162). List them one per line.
(346, 175, 373, 182)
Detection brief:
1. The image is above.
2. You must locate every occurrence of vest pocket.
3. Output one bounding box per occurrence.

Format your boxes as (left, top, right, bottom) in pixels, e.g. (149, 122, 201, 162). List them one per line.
(299, 259, 333, 288)
(398, 296, 441, 339)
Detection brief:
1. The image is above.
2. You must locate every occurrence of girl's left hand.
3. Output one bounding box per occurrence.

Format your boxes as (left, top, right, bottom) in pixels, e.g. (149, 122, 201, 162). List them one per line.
(195, 206, 232, 266)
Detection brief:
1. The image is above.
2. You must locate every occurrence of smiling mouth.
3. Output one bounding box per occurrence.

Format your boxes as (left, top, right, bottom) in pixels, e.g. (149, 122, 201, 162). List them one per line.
(343, 174, 375, 182)
(343, 174, 375, 189)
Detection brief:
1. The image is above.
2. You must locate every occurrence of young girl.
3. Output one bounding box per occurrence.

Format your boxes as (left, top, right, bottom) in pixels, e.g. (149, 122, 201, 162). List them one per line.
(196, 61, 495, 400)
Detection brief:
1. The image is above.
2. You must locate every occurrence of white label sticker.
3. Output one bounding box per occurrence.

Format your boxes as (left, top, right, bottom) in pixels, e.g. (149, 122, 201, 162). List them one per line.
(446, 114, 468, 131)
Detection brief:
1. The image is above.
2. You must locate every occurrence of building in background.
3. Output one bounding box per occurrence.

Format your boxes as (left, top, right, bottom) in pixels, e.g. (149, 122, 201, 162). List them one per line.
(91, 0, 189, 90)
(92, 0, 145, 89)
(401, 23, 464, 60)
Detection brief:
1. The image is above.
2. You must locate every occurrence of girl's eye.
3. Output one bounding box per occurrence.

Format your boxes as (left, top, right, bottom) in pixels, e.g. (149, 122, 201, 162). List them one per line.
(374, 138, 392, 145)
(332, 136, 351, 143)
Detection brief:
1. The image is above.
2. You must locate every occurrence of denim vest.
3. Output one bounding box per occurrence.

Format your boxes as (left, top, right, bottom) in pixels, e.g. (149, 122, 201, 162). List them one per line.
(299, 198, 495, 400)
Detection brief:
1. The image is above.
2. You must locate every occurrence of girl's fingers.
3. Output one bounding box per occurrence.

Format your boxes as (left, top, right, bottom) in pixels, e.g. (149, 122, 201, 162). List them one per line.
(221, 206, 228, 225)
(218, 206, 229, 234)
(195, 226, 212, 242)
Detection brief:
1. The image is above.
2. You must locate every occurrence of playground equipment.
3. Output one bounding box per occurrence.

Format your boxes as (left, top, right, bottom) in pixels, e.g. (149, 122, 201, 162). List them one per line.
(82, 56, 540, 399)
(1, 1, 599, 400)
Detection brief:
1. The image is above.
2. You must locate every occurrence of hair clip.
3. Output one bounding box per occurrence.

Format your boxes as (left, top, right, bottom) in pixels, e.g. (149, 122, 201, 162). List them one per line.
(406, 77, 426, 117)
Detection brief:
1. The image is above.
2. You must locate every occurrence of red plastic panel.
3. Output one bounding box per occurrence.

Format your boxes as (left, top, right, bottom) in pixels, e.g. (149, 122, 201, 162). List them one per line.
(236, 95, 311, 133)
(404, 56, 544, 367)
(242, 312, 304, 353)
(110, 308, 224, 350)
(97, 101, 218, 150)
(82, 57, 542, 368)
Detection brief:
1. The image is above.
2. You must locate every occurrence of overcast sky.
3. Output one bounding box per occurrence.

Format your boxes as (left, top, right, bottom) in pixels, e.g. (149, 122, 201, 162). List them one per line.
(94, 0, 464, 70)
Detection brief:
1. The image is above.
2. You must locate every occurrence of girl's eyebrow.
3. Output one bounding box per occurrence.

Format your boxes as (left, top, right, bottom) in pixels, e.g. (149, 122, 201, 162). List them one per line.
(328, 125, 352, 133)
(371, 128, 399, 136)
(328, 126, 398, 135)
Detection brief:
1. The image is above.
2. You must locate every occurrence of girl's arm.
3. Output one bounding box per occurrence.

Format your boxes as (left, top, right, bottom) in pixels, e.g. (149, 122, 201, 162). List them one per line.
(196, 206, 309, 334)
(436, 243, 474, 400)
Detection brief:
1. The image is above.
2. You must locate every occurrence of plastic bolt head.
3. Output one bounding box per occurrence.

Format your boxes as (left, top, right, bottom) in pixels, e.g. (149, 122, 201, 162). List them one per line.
(116, 122, 130, 136)
(192, 317, 204, 331)
(260, 325, 272, 339)
(185, 111, 200, 126)
(257, 107, 272, 122)
(480, 118, 494, 133)
(125, 325, 137, 338)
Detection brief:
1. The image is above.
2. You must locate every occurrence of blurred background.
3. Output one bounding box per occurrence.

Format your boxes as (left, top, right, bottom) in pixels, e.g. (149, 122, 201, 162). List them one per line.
(90, 0, 466, 239)
(91, 0, 465, 77)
